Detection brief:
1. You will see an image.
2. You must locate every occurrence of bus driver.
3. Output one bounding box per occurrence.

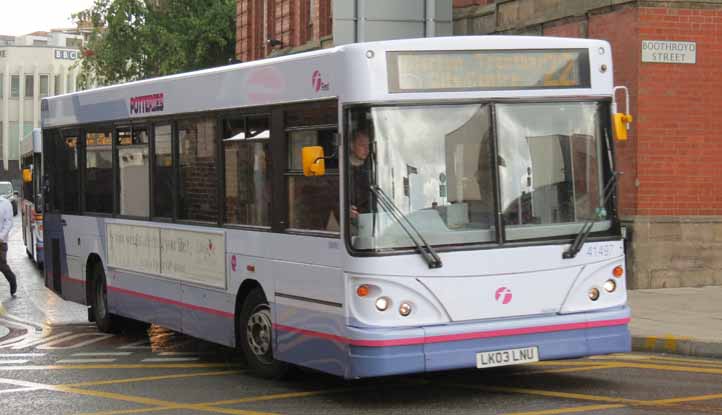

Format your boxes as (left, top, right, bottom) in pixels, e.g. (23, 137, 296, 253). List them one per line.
(349, 129, 371, 222)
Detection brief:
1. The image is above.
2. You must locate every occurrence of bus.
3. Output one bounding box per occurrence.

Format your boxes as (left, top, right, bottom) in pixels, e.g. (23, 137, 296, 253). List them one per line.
(41, 36, 633, 379)
(20, 128, 44, 266)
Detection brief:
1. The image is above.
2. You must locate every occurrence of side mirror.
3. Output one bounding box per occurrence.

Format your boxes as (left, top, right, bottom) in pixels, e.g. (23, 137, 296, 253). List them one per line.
(302, 146, 326, 176)
(612, 86, 633, 141)
(13, 191, 18, 196)
(22, 168, 32, 183)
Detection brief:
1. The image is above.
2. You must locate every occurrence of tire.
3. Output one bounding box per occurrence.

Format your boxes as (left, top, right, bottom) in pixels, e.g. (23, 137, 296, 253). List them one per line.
(238, 288, 288, 379)
(90, 262, 117, 333)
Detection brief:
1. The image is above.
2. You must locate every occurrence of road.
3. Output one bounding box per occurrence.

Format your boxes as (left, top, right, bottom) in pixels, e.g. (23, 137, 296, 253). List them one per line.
(2, 216, 722, 415)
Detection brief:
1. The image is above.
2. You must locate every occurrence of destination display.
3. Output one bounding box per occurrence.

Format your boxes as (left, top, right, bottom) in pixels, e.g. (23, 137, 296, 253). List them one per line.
(388, 49, 591, 92)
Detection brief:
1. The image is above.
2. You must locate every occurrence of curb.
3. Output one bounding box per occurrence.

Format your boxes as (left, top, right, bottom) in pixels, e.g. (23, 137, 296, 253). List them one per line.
(632, 335, 722, 360)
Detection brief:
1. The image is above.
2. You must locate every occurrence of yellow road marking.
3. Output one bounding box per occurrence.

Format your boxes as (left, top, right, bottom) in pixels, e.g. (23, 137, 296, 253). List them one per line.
(74, 390, 342, 415)
(66, 370, 242, 388)
(203, 388, 360, 406)
(619, 362, 722, 376)
(502, 404, 627, 415)
(468, 385, 645, 405)
(521, 363, 629, 376)
(652, 393, 722, 405)
(0, 363, 237, 370)
(54, 384, 277, 415)
(78, 409, 182, 415)
(647, 355, 722, 367)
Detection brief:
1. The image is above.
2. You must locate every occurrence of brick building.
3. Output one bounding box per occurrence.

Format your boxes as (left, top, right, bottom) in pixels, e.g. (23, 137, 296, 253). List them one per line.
(236, 0, 722, 289)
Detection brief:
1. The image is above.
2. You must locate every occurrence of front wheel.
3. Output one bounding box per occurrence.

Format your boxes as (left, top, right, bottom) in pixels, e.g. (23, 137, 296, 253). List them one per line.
(90, 262, 117, 333)
(238, 288, 288, 379)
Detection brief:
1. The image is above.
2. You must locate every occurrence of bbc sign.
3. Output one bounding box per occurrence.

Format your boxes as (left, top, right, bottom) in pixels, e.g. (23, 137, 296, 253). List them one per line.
(55, 49, 79, 60)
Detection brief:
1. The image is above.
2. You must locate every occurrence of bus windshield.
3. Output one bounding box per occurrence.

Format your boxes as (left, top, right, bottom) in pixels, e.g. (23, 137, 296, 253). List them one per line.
(348, 101, 609, 251)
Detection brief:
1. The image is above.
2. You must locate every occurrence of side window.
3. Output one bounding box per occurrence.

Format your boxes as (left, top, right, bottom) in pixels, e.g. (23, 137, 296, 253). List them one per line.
(117, 127, 150, 217)
(21, 155, 32, 202)
(284, 101, 339, 233)
(223, 116, 271, 226)
(153, 124, 173, 218)
(59, 131, 80, 213)
(286, 128, 339, 232)
(178, 117, 218, 222)
(85, 130, 113, 213)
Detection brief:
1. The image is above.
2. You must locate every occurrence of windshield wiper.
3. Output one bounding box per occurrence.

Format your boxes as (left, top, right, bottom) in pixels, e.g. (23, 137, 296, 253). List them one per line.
(562, 172, 619, 259)
(369, 185, 442, 269)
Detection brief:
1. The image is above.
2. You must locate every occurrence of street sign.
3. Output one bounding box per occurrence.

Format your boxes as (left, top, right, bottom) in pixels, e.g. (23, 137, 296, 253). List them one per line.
(641, 40, 696, 64)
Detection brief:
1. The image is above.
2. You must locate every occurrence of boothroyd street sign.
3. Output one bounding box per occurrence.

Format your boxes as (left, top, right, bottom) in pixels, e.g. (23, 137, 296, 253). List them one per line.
(642, 40, 696, 64)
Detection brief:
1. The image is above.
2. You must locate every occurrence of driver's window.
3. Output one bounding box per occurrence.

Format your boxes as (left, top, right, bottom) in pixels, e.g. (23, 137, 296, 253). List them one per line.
(285, 101, 340, 234)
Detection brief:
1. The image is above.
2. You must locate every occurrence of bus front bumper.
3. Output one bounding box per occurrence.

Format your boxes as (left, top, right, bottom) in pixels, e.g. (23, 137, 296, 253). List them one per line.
(345, 306, 631, 379)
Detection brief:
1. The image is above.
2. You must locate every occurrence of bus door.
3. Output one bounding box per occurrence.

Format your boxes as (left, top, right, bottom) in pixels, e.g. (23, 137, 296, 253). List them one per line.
(43, 129, 81, 296)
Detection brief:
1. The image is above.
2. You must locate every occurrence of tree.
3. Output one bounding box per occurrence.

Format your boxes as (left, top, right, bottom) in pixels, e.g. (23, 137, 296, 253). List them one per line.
(75, 0, 236, 87)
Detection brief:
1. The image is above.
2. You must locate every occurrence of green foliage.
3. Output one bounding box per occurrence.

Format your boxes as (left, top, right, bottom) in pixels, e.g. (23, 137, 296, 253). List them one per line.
(74, 0, 236, 87)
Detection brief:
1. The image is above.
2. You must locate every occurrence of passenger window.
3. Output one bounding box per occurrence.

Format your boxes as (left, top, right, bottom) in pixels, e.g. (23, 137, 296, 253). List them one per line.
(153, 124, 173, 218)
(118, 127, 150, 217)
(178, 117, 218, 222)
(85, 130, 113, 213)
(59, 132, 80, 213)
(286, 128, 339, 233)
(223, 116, 271, 226)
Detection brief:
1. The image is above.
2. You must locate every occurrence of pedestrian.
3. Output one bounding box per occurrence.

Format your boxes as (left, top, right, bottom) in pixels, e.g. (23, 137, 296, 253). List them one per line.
(0, 194, 16, 297)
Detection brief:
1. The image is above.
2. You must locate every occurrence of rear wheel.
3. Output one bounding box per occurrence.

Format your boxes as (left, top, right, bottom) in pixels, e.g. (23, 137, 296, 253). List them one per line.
(238, 288, 288, 379)
(90, 262, 117, 333)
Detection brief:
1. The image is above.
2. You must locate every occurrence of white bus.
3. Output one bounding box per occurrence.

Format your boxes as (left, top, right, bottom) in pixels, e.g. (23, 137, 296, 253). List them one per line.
(20, 128, 44, 266)
(41, 36, 632, 379)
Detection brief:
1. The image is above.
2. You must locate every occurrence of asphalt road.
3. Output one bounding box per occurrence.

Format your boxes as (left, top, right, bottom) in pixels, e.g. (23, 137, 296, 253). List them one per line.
(2, 217, 722, 415)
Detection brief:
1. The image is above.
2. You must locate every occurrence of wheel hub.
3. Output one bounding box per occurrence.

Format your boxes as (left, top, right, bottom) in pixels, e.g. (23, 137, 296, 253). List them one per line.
(246, 306, 272, 362)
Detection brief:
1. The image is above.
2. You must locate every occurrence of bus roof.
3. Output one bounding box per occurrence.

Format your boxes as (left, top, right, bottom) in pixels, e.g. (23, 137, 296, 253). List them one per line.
(42, 36, 614, 128)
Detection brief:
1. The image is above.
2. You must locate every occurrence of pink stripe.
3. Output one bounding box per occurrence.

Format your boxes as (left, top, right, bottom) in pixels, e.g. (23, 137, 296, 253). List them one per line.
(274, 317, 630, 348)
(62, 275, 85, 285)
(108, 285, 235, 319)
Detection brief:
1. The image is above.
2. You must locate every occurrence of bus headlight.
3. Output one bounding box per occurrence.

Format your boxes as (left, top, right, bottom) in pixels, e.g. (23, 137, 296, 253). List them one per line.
(399, 302, 412, 317)
(588, 288, 600, 301)
(375, 297, 390, 312)
(603, 279, 617, 293)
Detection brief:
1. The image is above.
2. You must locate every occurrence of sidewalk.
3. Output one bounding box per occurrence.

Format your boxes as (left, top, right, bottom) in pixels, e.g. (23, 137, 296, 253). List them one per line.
(628, 285, 722, 359)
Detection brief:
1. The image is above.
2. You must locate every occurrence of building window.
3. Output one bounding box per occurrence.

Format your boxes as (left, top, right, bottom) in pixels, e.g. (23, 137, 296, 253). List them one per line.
(25, 75, 34, 97)
(66, 76, 73, 93)
(223, 116, 271, 226)
(178, 117, 218, 222)
(33, 39, 47, 46)
(0, 75, 2, 97)
(85, 130, 113, 213)
(118, 127, 150, 217)
(307, 0, 315, 41)
(54, 75, 61, 95)
(39, 75, 49, 97)
(153, 124, 174, 218)
(66, 38, 82, 49)
(11, 75, 19, 97)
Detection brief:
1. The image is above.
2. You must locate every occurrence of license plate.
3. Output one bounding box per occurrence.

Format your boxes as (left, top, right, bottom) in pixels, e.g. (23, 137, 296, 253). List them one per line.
(476, 346, 539, 369)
